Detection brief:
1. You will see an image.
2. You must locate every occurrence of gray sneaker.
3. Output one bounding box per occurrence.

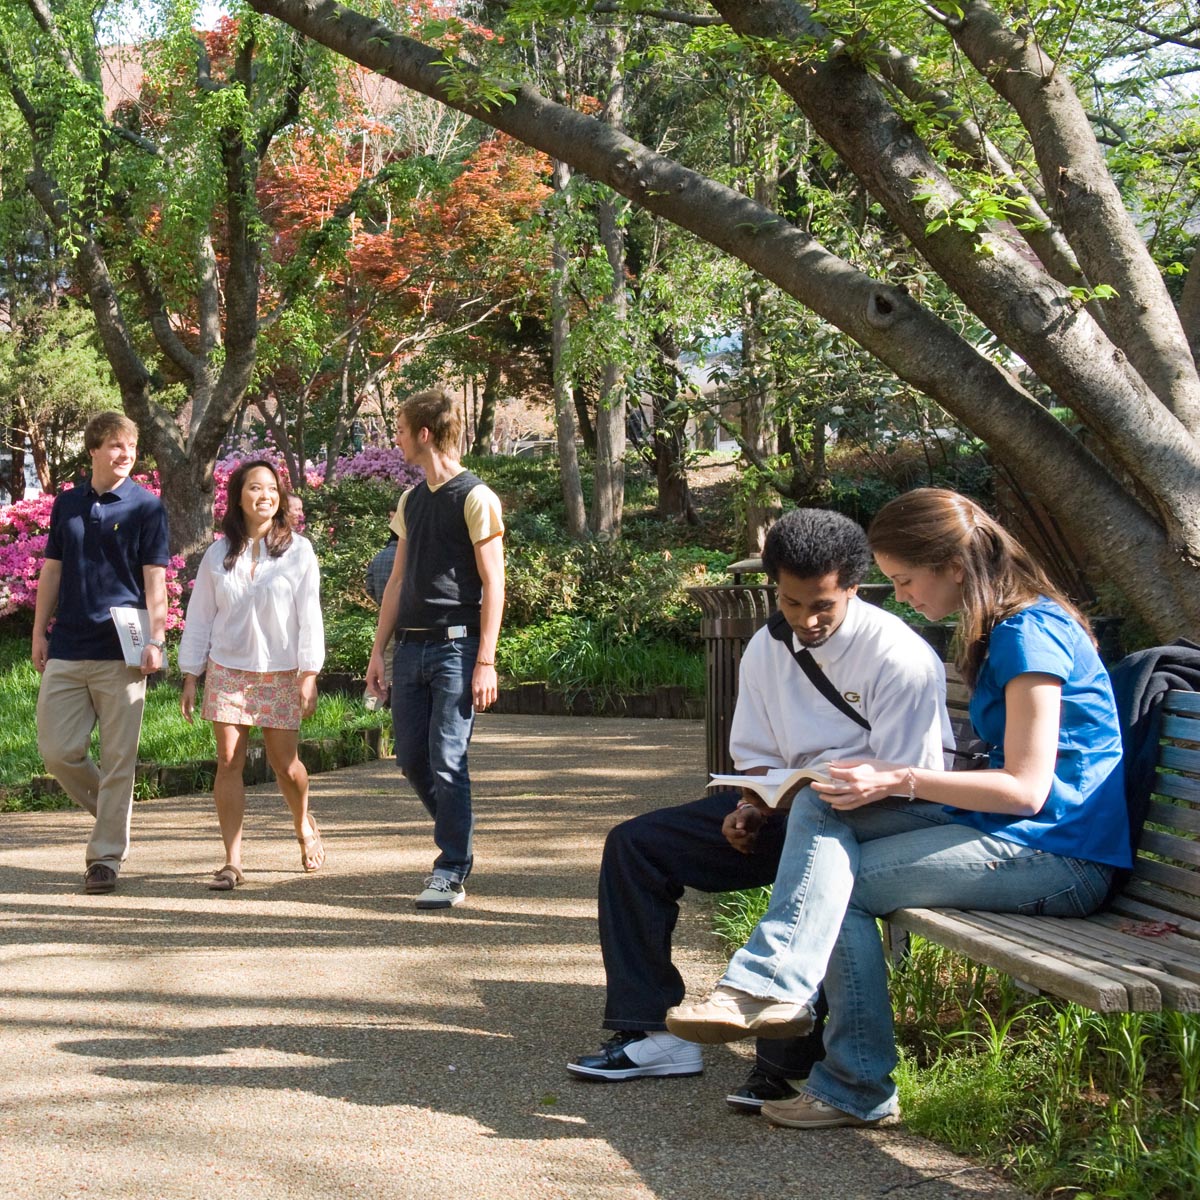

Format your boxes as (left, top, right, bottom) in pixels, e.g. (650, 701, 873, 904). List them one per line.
(415, 875, 466, 909)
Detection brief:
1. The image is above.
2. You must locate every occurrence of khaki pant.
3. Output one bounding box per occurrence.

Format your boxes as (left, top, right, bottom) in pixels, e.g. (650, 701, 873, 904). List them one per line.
(37, 658, 148, 872)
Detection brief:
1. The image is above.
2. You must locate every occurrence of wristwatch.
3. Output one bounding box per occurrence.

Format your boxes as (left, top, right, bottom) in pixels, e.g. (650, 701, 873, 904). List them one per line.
(147, 638, 165, 650)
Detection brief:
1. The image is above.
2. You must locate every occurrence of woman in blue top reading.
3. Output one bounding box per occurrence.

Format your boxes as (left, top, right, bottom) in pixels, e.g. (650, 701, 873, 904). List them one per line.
(666, 487, 1128, 1130)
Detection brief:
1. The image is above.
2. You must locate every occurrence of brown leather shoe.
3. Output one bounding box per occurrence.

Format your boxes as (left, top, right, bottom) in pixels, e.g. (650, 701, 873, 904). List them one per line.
(762, 1089, 900, 1129)
(665, 985, 813, 1044)
(84, 864, 117, 894)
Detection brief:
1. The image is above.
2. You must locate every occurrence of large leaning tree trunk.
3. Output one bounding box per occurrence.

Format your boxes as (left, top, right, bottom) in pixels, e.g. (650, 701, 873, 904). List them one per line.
(0, 7, 316, 562)
(244, 0, 1200, 639)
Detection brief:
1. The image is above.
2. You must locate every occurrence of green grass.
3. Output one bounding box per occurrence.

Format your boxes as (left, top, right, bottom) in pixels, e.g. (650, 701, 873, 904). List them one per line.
(497, 615, 704, 701)
(0, 639, 44, 788)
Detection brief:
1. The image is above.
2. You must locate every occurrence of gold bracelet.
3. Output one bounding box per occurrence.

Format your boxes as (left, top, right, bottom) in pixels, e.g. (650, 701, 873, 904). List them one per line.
(476, 659, 495, 667)
(905, 767, 917, 802)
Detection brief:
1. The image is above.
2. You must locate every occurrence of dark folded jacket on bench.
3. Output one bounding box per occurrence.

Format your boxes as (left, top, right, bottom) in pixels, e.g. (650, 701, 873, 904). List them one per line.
(1106, 638, 1200, 903)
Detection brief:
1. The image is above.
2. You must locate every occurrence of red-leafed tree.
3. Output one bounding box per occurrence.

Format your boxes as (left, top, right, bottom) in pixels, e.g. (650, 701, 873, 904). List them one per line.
(253, 93, 553, 480)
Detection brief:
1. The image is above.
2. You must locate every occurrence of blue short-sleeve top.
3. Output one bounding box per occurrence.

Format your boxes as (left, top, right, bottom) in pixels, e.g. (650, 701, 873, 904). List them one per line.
(958, 599, 1130, 869)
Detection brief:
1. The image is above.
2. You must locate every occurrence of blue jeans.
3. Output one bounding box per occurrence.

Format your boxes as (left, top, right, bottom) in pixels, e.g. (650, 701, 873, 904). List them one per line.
(721, 790, 1113, 1121)
(391, 636, 478, 882)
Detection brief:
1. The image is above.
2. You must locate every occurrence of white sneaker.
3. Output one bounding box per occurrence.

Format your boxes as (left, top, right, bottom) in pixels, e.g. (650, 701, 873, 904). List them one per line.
(567, 1030, 703, 1081)
(415, 875, 466, 909)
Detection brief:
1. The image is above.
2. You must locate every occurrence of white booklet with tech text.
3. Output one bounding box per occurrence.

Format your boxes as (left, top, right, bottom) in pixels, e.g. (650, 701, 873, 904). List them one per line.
(109, 606, 152, 667)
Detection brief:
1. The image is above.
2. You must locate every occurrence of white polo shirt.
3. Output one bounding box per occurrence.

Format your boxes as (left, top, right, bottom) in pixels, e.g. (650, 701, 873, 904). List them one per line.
(729, 595, 950, 772)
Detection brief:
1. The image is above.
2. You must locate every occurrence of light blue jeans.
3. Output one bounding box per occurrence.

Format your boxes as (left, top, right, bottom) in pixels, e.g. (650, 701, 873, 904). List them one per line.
(721, 789, 1112, 1121)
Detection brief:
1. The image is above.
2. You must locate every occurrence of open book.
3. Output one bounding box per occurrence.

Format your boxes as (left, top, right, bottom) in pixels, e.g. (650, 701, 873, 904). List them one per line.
(109, 606, 152, 668)
(708, 763, 834, 808)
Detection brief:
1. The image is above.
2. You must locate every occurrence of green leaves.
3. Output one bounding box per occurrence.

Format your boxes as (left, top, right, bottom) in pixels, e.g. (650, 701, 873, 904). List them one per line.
(916, 181, 1050, 244)
(431, 57, 517, 111)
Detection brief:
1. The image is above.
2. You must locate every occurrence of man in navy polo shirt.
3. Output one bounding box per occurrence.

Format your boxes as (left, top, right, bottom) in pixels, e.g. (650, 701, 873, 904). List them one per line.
(32, 411, 169, 894)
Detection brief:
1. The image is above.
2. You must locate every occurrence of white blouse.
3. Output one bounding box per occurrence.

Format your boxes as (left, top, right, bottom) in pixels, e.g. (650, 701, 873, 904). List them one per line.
(178, 534, 325, 677)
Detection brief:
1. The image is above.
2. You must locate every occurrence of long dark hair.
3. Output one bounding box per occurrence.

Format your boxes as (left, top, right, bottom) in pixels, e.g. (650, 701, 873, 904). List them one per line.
(867, 488, 1092, 687)
(221, 459, 294, 571)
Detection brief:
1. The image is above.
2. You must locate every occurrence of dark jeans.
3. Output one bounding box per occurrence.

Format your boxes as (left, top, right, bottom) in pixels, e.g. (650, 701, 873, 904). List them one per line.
(391, 635, 478, 882)
(598, 790, 827, 1079)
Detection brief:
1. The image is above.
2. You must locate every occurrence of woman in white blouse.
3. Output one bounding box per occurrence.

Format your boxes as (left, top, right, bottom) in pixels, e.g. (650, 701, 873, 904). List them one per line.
(178, 461, 326, 890)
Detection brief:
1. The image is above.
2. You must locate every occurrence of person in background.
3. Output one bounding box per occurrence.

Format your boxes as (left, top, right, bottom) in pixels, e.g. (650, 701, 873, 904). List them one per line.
(32, 411, 169, 894)
(666, 488, 1127, 1130)
(364, 532, 399, 709)
(178, 460, 325, 890)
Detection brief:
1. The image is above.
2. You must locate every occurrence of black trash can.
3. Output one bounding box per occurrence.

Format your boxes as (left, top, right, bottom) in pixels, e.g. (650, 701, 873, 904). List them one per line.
(687, 560, 775, 777)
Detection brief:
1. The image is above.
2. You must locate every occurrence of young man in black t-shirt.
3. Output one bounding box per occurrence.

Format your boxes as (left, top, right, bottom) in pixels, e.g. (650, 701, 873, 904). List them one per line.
(366, 389, 505, 909)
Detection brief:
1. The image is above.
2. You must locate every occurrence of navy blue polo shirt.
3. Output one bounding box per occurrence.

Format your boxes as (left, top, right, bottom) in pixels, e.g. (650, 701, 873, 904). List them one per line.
(44, 477, 170, 660)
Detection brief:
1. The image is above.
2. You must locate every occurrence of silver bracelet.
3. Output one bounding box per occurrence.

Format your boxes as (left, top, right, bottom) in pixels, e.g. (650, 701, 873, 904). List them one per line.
(905, 767, 917, 802)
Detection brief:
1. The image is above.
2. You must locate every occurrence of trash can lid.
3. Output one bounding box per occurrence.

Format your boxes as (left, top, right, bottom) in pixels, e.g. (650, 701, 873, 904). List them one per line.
(728, 557, 764, 580)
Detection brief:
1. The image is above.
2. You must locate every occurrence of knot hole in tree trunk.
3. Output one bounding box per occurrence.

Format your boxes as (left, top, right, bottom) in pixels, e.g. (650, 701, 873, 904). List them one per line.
(866, 289, 901, 329)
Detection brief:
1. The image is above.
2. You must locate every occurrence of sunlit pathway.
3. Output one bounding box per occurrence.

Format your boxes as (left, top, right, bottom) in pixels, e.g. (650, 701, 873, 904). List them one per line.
(0, 714, 1029, 1200)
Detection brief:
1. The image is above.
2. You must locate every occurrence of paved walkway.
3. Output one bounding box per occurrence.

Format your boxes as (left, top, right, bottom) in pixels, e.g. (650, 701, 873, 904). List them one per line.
(0, 714, 1029, 1200)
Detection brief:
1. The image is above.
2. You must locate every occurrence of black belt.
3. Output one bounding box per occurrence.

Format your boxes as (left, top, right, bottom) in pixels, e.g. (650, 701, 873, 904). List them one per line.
(395, 625, 479, 643)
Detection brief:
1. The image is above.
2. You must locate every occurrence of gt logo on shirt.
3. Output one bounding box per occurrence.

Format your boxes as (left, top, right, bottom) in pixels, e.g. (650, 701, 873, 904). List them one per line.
(844, 691, 861, 703)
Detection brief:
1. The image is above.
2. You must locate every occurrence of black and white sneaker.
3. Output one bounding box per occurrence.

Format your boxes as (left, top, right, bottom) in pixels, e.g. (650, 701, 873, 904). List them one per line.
(725, 1066, 804, 1113)
(415, 875, 466, 909)
(567, 1030, 704, 1081)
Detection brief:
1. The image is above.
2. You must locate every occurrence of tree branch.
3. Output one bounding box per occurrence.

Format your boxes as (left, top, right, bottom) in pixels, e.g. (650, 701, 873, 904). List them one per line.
(591, 2, 722, 26)
(949, 0, 1200, 429)
(877, 44, 1083, 290)
(240, 2, 1145, 505)
(257, 35, 310, 157)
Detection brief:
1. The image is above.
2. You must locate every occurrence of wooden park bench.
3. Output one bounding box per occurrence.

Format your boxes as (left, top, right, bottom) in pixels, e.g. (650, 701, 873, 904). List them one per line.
(885, 689, 1200, 1012)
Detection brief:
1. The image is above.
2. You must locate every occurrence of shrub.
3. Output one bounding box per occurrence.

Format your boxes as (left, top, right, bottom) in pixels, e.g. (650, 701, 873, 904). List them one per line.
(0, 481, 186, 629)
(324, 445, 424, 488)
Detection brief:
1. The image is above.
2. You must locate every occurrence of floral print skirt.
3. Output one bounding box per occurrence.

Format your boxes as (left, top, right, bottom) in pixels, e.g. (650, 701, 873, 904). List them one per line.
(202, 660, 302, 730)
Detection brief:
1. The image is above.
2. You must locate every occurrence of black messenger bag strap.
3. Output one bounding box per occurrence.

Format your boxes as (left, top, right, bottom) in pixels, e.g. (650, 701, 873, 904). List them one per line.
(766, 611, 872, 732)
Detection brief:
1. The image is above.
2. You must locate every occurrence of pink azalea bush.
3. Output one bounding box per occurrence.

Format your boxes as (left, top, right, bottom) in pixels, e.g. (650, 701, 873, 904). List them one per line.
(0, 483, 187, 629)
(328, 445, 424, 489)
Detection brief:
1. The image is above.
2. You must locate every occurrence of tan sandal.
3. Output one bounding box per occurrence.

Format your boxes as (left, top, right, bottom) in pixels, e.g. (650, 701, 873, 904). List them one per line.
(298, 817, 325, 873)
(207, 865, 244, 891)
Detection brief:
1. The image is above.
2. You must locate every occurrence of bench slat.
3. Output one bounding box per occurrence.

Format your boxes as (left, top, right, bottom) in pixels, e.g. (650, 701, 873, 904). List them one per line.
(1154, 771, 1200, 805)
(1159, 743, 1200, 776)
(1118, 879, 1200, 923)
(1138, 827, 1200, 869)
(1132, 856, 1200, 899)
(1105, 895, 1200, 941)
(886, 908, 1150, 1011)
(1165, 691, 1200, 717)
(942, 911, 1167, 1009)
(1145, 798, 1200, 837)
(1162, 713, 1200, 744)
(1084, 913, 1200, 984)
